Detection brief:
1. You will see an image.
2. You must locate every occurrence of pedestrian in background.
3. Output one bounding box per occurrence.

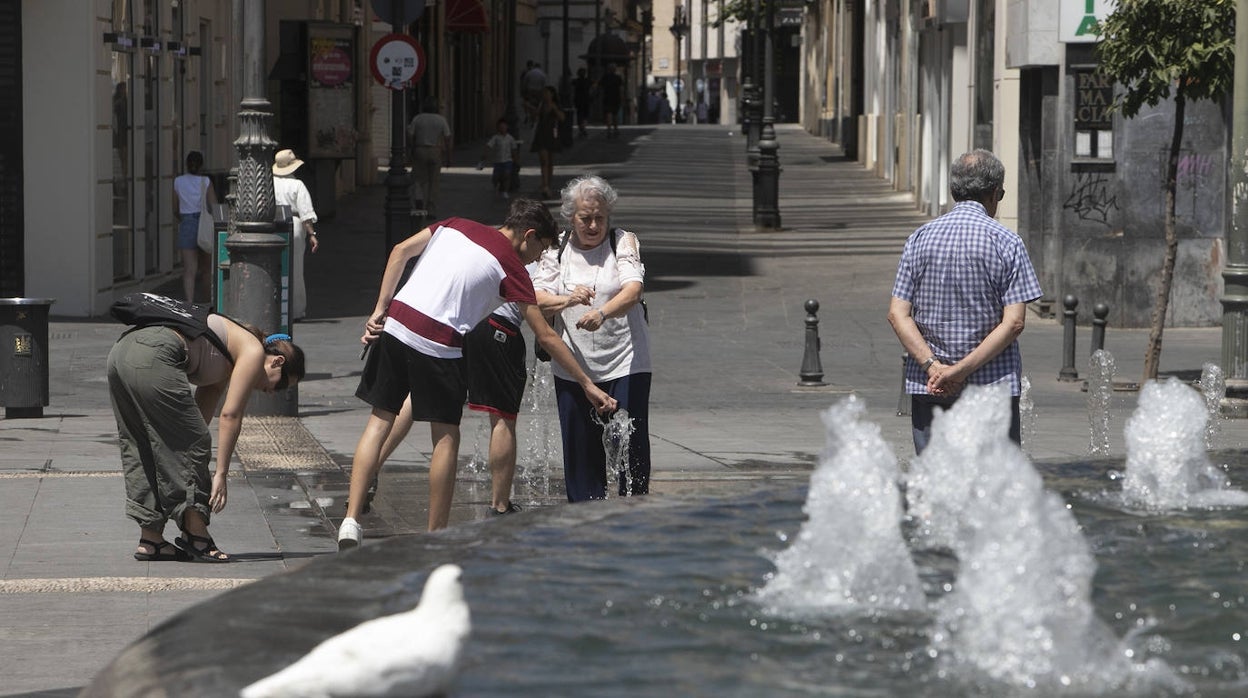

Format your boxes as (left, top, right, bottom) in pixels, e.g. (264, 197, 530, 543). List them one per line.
(572, 67, 591, 138)
(597, 63, 623, 139)
(407, 95, 452, 218)
(521, 61, 547, 123)
(272, 149, 319, 321)
(532, 175, 652, 502)
(172, 151, 215, 303)
(530, 86, 564, 200)
(107, 314, 305, 563)
(887, 149, 1042, 454)
(337, 198, 615, 546)
(480, 117, 519, 200)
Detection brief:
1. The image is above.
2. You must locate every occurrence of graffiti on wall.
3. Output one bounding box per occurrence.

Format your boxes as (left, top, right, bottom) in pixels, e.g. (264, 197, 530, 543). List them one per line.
(1170, 151, 1218, 227)
(1063, 171, 1119, 224)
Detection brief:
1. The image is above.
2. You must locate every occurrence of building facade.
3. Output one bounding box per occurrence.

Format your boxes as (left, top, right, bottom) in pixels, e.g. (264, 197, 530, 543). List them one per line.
(3, 0, 521, 317)
(800, 0, 1230, 328)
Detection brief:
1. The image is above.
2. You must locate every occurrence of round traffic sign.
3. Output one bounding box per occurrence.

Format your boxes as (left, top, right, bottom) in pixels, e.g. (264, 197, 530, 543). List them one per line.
(369, 33, 426, 90)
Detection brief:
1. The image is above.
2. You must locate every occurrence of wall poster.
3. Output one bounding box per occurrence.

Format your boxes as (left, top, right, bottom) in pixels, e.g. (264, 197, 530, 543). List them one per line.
(308, 25, 357, 158)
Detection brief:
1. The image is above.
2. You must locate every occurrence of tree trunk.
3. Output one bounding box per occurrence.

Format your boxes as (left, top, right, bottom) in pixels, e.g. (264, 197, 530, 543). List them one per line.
(1142, 93, 1185, 382)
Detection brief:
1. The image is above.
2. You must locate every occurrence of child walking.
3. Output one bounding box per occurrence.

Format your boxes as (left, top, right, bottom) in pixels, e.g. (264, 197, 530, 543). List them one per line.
(480, 118, 519, 199)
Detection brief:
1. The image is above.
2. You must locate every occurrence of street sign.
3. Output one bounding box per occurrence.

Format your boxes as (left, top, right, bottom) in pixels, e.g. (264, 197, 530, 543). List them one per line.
(369, 33, 426, 90)
(370, 0, 425, 26)
(1060, 0, 1116, 43)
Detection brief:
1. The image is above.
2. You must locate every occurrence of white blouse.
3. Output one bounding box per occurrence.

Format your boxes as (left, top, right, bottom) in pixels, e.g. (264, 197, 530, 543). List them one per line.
(532, 229, 651, 383)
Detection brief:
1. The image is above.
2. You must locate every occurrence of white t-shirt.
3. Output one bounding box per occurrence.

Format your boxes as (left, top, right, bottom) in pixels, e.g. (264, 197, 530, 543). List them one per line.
(386, 218, 537, 359)
(531, 229, 651, 382)
(174, 174, 210, 214)
(408, 113, 451, 147)
(485, 133, 518, 164)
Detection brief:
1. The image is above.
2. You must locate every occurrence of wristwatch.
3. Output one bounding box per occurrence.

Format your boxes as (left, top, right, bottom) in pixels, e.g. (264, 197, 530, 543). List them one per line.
(919, 356, 936, 372)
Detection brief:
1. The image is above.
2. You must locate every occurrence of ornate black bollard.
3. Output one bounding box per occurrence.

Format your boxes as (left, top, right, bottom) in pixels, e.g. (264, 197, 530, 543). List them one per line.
(1091, 303, 1109, 354)
(1059, 294, 1080, 382)
(798, 299, 826, 386)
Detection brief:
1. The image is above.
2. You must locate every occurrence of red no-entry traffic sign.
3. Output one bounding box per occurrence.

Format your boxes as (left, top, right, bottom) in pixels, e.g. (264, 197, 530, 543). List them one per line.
(369, 33, 426, 90)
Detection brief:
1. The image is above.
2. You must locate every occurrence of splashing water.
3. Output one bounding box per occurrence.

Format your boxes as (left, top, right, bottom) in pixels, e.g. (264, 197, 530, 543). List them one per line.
(1087, 349, 1116, 456)
(518, 360, 561, 497)
(1019, 375, 1036, 452)
(1199, 362, 1225, 449)
(1122, 378, 1248, 509)
(463, 419, 489, 478)
(907, 384, 1180, 693)
(755, 395, 924, 616)
(592, 408, 636, 496)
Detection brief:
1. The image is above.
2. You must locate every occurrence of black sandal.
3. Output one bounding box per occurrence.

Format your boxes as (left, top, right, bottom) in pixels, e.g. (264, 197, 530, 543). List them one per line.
(174, 533, 231, 563)
(134, 538, 189, 562)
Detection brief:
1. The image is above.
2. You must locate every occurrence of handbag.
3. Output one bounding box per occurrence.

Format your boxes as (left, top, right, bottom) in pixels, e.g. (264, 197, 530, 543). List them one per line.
(196, 178, 215, 254)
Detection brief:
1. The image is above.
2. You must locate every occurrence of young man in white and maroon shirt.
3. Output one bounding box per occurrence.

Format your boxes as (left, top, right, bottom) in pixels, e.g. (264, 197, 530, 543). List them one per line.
(339, 198, 616, 546)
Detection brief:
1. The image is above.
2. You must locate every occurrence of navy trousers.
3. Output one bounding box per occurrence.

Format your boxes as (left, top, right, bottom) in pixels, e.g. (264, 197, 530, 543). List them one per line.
(554, 373, 651, 502)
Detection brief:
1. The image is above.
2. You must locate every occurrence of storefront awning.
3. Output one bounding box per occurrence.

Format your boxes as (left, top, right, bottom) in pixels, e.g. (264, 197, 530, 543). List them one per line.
(446, 0, 488, 33)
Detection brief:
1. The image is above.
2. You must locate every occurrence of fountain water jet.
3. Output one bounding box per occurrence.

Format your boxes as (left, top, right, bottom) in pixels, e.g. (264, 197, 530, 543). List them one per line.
(1087, 349, 1116, 456)
(1121, 377, 1248, 509)
(906, 385, 1175, 692)
(755, 395, 923, 616)
(518, 360, 561, 499)
(1019, 375, 1036, 453)
(1199, 362, 1225, 449)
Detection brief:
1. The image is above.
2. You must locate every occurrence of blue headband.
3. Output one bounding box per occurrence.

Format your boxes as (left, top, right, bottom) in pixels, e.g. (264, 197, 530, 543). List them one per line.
(264, 333, 292, 346)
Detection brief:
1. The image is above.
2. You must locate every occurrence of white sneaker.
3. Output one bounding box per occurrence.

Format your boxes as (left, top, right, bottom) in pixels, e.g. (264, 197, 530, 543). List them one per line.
(337, 517, 361, 551)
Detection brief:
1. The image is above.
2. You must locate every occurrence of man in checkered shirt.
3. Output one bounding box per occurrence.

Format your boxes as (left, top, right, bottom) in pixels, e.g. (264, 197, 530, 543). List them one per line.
(887, 149, 1043, 454)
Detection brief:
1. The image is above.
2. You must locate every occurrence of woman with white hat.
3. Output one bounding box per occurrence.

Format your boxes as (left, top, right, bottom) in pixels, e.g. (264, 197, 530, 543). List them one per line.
(272, 148, 319, 320)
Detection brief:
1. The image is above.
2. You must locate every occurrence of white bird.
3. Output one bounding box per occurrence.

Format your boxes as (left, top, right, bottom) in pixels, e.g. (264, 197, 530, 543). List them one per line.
(240, 564, 471, 698)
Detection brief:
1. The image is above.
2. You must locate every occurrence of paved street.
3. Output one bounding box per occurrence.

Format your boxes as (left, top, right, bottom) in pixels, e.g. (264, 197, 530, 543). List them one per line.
(2, 123, 1242, 696)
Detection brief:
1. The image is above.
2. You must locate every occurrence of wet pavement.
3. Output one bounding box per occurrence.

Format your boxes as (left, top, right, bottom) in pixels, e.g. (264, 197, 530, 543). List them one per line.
(2, 123, 1244, 696)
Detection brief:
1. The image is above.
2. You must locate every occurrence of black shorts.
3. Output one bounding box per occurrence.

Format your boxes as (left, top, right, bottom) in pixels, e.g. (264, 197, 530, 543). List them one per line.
(464, 314, 527, 421)
(355, 332, 466, 425)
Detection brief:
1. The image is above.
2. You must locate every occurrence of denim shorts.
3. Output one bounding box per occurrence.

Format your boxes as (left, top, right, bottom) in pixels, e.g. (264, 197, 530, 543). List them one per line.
(177, 213, 200, 250)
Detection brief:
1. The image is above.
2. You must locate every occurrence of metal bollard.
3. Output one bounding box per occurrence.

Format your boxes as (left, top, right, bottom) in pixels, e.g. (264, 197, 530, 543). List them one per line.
(897, 353, 911, 416)
(1059, 294, 1080, 382)
(797, 299, 826, 386)
(1090, 303, 1109, 354)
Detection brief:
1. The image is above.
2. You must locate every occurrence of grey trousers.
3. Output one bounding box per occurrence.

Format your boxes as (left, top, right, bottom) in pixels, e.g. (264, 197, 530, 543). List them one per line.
(106, 327, 213, 531)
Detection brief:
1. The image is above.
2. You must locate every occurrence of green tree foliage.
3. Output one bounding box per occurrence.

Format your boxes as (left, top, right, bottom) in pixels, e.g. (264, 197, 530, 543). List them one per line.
(712, 0, 759, 27)
(1094, 0, 1235, 381)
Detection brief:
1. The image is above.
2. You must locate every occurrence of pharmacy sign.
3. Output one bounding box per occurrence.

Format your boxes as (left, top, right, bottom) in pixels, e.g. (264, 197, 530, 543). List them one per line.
(1060, 0, 1117, 43)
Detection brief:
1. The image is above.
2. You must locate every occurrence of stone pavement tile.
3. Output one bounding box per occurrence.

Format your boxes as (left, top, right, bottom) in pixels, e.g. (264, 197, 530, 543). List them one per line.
(0, 592, 213, 695)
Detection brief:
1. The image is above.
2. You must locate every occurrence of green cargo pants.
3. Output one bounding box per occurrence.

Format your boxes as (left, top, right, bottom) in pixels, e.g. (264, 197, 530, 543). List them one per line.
(106, 326, 213, 531)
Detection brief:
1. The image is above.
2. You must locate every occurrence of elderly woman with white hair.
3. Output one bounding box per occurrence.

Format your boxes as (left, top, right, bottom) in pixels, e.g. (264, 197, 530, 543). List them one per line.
(531, 175, 652, 502)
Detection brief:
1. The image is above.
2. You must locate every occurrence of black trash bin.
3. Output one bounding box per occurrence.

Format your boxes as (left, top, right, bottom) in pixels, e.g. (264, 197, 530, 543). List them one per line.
(0, 297, 55, 418)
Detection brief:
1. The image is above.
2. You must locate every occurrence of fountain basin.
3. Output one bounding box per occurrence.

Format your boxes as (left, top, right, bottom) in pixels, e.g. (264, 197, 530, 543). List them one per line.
(84, 451, 1248, 698)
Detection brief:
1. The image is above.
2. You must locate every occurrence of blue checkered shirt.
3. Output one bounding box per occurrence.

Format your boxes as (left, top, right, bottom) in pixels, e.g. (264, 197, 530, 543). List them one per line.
(892, 201, 1042, 395)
